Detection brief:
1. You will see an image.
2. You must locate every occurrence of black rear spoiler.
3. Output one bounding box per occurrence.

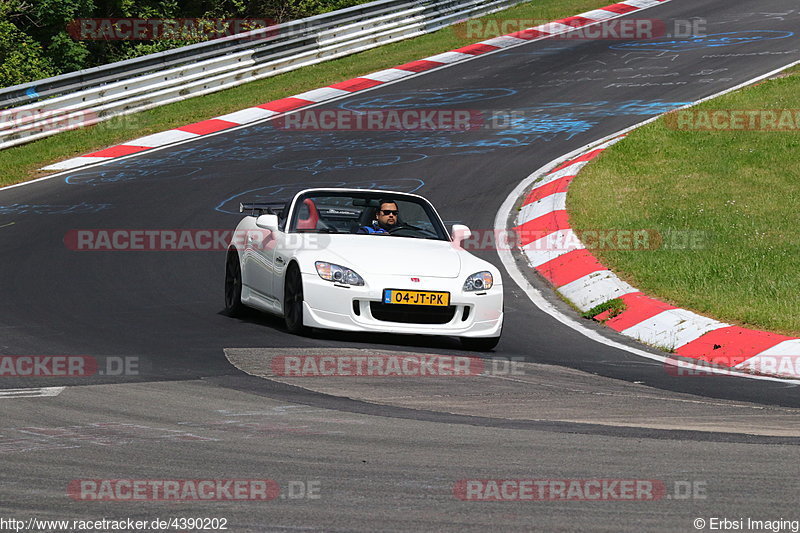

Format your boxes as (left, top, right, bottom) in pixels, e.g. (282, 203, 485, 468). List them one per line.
(239, 202, 285, 216)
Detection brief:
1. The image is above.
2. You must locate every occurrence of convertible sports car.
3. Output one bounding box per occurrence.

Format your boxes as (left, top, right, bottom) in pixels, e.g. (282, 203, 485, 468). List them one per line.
(224, 188, 503, 350)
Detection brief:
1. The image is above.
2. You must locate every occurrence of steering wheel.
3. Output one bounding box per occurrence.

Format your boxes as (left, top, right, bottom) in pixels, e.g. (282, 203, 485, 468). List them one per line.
(387, 226, 417, 237)
(387, 224, 437, 238)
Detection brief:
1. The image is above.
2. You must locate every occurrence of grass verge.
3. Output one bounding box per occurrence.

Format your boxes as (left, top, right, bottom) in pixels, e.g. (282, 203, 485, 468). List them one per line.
(0, 0, 613, 188)
(569, 64, 800, 336)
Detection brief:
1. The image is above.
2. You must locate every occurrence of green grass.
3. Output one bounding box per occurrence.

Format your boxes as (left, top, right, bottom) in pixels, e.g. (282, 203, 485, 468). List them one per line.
(569, 64, 800, 336)
(581, 298, 626, 322)
(0, 0, 613, 187)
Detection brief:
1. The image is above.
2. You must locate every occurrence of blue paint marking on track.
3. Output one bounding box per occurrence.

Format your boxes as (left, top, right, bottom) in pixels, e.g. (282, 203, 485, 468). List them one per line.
(509, 100, 693, 117)
(339, 89, 517, 111)
(215, 179, 426, 214)
(498, 113, 596, 138)
(273, 154, 428, 175)
(610, 31, 794, 52)
(62, 100, 691, 187)
(478, 100, 691, 139)
(0, 202, 112, 215)
(66, 165, 204, 186)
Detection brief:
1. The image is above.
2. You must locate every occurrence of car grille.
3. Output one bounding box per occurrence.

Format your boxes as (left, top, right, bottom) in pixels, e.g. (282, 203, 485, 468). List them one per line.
(369, 302, 456, 325)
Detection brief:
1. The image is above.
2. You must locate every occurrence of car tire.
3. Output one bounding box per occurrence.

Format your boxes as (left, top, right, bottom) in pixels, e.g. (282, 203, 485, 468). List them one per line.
(460, 335, 500, 352)
(224, 250, 245, 317)
(284, 264, 308, 335)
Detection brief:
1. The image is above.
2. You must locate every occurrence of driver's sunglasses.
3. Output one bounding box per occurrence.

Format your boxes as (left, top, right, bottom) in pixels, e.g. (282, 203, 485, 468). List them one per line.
(380, 210, 399, 215)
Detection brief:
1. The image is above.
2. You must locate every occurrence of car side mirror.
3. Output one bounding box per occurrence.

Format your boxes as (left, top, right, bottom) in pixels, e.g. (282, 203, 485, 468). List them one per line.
(451, 224, 471, 247)
(255, 214, 279, 231)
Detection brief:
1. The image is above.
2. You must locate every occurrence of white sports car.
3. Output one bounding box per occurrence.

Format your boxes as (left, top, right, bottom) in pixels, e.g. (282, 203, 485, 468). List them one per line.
(224, 188, 503, 350)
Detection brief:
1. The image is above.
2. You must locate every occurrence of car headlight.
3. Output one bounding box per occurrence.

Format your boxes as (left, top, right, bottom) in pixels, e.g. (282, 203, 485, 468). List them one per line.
(315, 261, 365, 286)
(463, 271, 493, 291)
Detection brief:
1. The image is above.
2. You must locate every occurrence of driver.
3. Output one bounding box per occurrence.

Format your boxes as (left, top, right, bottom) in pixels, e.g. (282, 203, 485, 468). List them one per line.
(358, 200, 400, 234)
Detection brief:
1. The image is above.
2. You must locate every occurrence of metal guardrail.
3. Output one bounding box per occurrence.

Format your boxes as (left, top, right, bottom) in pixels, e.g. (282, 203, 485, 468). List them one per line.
(0, 0, 523, 150)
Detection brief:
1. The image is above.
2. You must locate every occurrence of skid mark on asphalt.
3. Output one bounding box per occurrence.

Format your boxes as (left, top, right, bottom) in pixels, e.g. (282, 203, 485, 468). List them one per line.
(0, 406, 360, 454)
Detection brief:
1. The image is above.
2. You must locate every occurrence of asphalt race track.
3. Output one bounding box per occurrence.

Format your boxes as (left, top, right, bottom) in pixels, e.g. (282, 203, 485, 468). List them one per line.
(2, 1, 800, 530)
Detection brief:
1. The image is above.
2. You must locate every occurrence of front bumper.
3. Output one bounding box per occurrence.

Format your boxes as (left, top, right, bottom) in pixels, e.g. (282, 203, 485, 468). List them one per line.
(300, 272, 503, 338)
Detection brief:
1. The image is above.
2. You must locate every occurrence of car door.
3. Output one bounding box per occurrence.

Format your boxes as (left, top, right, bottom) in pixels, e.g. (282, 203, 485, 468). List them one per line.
(243, 221, 278, 306)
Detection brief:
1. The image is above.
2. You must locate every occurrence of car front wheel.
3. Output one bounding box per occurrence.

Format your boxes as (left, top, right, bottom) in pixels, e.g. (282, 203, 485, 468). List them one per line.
(284, 264, 308, 335)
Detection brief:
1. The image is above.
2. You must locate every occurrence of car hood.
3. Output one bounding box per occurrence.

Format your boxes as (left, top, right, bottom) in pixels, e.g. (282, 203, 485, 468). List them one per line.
(315, 235, 462, 278)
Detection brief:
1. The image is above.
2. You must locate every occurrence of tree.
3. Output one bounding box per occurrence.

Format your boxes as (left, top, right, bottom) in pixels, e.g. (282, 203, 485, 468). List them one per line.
(0, 20, 57, 87)
(0, 0, 374, 87)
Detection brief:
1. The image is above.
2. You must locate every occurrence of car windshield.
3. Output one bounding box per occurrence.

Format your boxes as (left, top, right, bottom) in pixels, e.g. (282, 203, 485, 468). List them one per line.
(288, 191, 449, 240)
